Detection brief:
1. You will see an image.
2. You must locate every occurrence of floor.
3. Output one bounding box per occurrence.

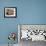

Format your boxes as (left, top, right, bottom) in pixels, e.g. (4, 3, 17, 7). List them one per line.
(0, 44, 18, 46)
(0, 40, 46, 46)
(19, 39, 46, 46)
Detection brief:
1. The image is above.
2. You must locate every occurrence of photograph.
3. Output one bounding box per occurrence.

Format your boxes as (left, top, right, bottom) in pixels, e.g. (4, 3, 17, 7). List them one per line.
(4, 7, 17, 18)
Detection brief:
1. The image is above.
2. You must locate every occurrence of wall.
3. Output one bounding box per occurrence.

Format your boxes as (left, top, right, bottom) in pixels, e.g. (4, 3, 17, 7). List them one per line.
(0, 0, 46, 44)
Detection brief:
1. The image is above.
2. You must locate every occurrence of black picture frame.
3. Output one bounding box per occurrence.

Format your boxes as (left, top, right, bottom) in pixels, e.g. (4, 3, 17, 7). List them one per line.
(4, 7, 17, 18)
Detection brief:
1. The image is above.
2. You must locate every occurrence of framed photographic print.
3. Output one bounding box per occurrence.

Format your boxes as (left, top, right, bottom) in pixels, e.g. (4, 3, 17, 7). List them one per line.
(4, 7, 17, 18)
